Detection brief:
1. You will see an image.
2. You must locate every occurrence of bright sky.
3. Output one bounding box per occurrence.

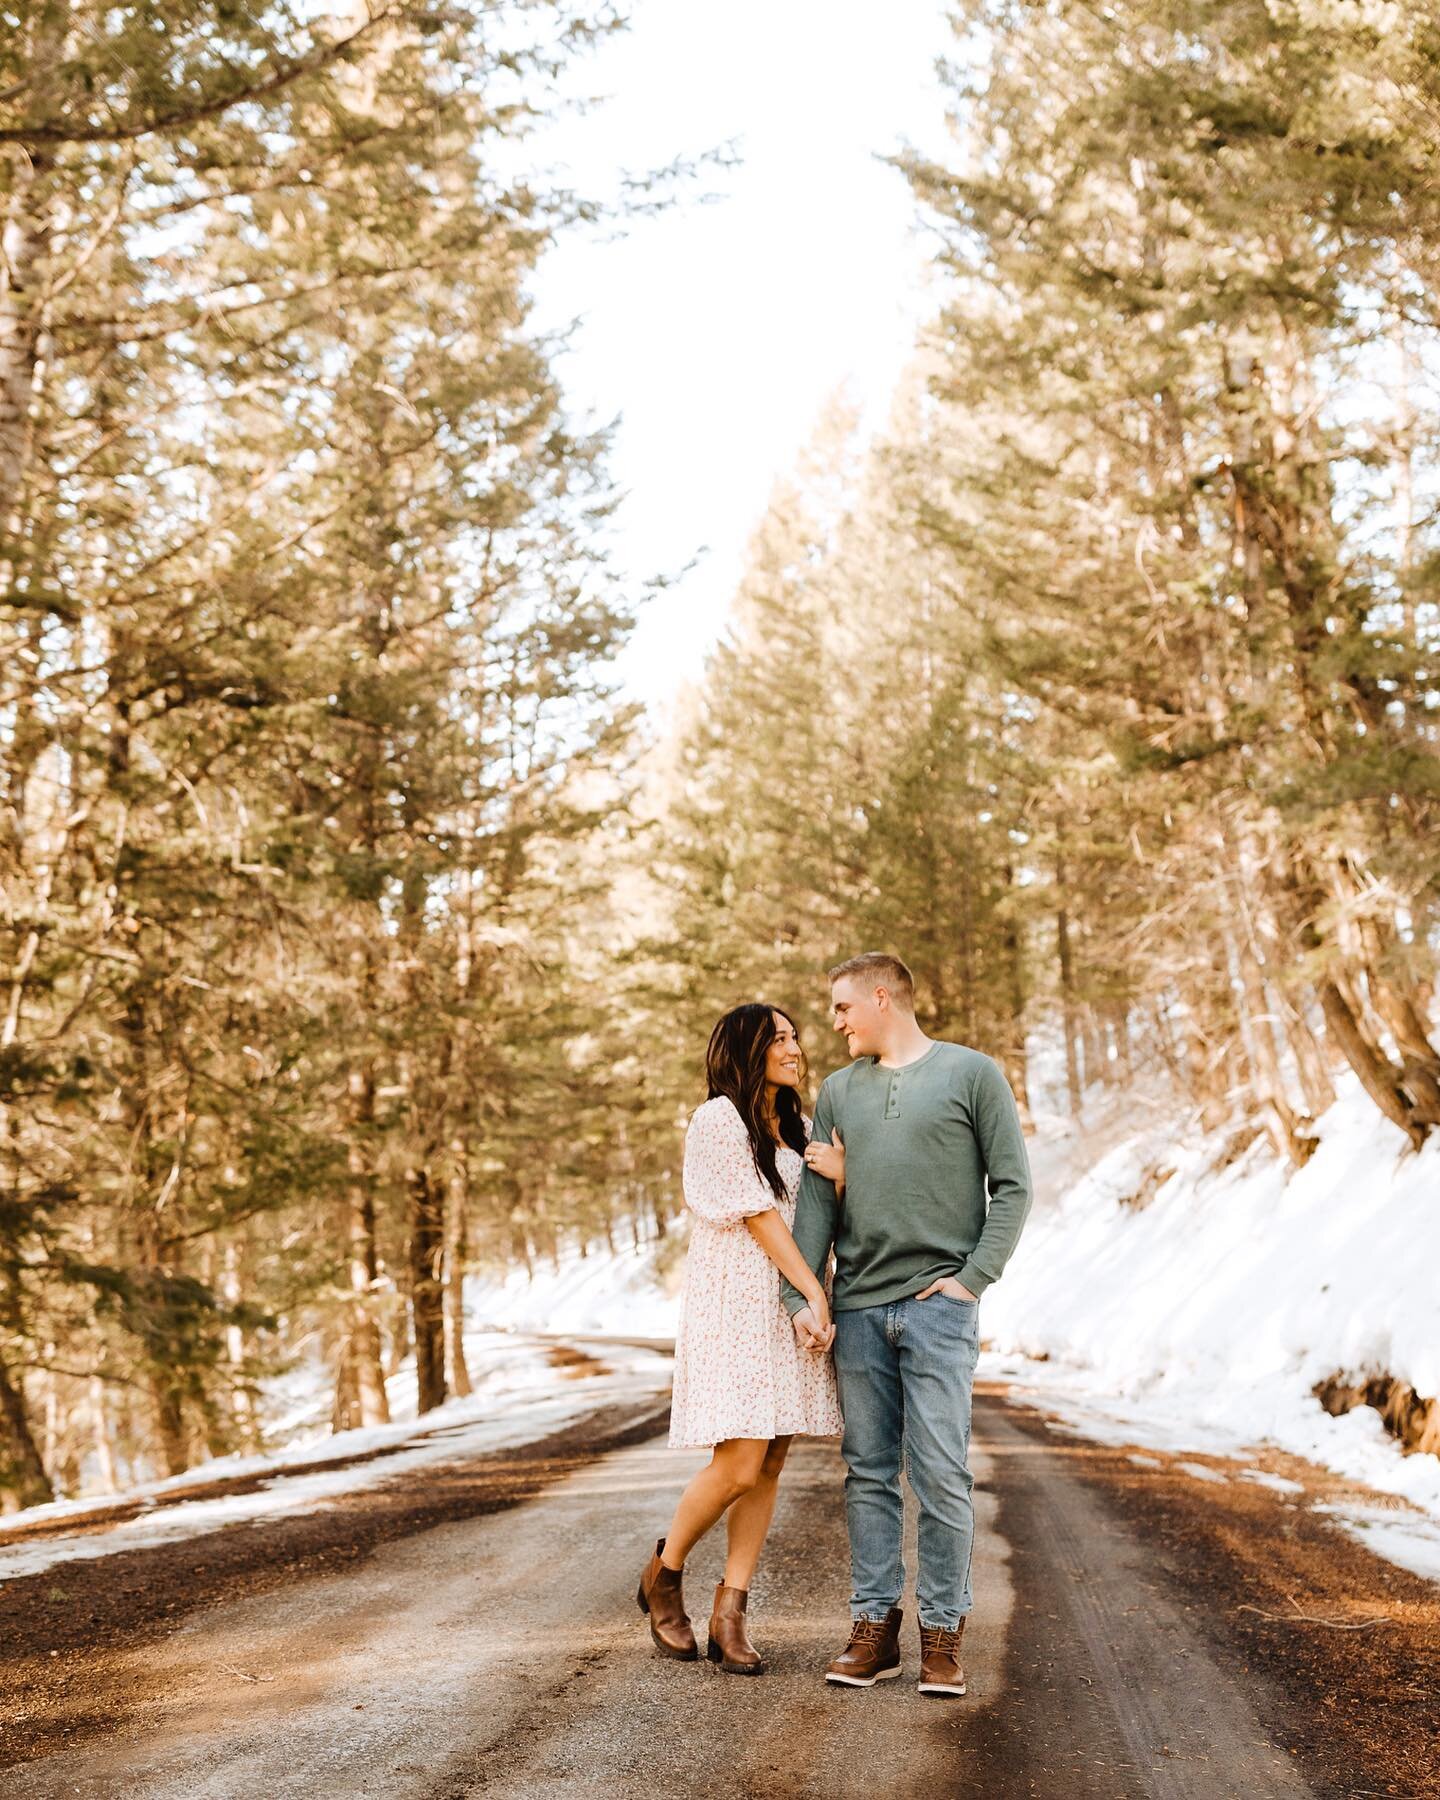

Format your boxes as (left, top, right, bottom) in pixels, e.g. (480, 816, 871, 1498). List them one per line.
(527, 0, 956, 716)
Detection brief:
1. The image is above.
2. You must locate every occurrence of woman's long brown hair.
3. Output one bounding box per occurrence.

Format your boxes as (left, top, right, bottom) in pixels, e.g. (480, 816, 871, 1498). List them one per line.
(703, 1003, 808, 1199)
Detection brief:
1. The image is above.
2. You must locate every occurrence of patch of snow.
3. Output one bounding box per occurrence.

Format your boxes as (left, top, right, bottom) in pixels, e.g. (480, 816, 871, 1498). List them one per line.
(1175, 1462, 1229, 1485)
(1312, 1504, 1440, 1585)
(1238, 1471, 1305, 1496)
(1128, 1454, 1163, 1469)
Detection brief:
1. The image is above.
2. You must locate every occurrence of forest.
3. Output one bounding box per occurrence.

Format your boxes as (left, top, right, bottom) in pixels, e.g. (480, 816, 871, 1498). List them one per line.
(3, 0, 1438, 1509)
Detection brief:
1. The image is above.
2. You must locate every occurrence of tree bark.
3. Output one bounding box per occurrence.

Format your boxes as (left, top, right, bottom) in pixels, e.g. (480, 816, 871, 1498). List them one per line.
(1364, 970, 1440, 1127)
(331, 1341, 359, 1435)
(343, 1066, 390, 1429)
(444, 1169, 472, 1400)
(1081, 1003, 1105, 1093)
(1001, 864, 1031, 1125)
(1106, 1002, 1132, 1082)
(151, 1377, 189, 1479)
(1355, 919, 1440, 1125)
(408, 1165, 446, 1416)
(1055, 865, 1083, 1115)
(221, 1238, 258, 1451)
(1228, 856, 1316, 1164)
(0, 1357, 52, 1511)
(0, 71, 58, 553)
(1317, 979, 1424, 1150)
(1284, 991, 1336, 1122)
(1231, 931, 1311, 1166)
(89, 1375, 118, 1495)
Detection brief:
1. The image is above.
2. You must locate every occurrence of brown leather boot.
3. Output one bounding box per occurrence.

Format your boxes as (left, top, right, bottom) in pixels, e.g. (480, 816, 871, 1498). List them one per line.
(636, 1538, 698, 1660)
(706, 1583, 764, 1675)
(824, 1607, 903, 1686)
(917, 1619, 967, 1697)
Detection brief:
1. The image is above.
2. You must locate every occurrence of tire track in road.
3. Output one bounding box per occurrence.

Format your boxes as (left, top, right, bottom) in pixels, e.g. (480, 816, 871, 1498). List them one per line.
(957, 1396, 1312, 1800)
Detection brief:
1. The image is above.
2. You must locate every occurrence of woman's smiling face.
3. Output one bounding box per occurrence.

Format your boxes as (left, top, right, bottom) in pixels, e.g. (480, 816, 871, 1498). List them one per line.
(764, 1012, 803, 1089)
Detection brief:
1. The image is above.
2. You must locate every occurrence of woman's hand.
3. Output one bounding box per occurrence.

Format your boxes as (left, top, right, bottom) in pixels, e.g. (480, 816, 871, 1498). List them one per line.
(803, 1129, 845, 1189)
(792, 1305, 835, 1353)
(806, 1285, 832, 1337)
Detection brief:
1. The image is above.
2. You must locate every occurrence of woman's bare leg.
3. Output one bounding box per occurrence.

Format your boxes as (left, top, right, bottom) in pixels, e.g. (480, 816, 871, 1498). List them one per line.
(661, 1437, 769, 1569)
(722, 1436, 793, 1589)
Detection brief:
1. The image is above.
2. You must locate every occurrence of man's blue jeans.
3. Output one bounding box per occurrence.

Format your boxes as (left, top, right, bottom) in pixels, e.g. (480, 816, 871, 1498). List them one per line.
(832, 1294, 980, 1630)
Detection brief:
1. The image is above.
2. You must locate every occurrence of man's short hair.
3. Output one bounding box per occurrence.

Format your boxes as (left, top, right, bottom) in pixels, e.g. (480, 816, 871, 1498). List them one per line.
(827, 952, 916, 1011)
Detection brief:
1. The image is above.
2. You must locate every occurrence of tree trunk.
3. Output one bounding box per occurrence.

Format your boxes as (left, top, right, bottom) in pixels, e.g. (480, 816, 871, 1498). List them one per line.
(150, 1376, 189, 1479)
(1356, 927, 1440, 1126)
(1280, 860, 1428, 1145)
(1284, 992, 1336, 1122)
(0, 1358, 52, 1511)
(1231, 933, 1311, 1167)
(408, 1165, 446, 1416)
(1081, 1004, 1105, 1092)
(343, 1066, 390, 1429)
(1317, 979, 1425, 1150)
(1149, 997, 1185, 1091)
(1246, 838, 1337, 1121)
(331, 1341, 359, 1435)
(387, 1296, 411, 1378)
(1099, 1011, 1120, 1087)
(0, 53, 60, 555)
(444, 1171, 472, 1400)
(1000, 865, 1031, 1125)
(1107, 1001, 1132, 1082)
(1226, 856, 1317, 1165)
(1179, 969, 1233, 1131)
(89, 1375, 118, 1495)
(221, 1238, 258, 1451)
(1055, 870, 1083, 1115)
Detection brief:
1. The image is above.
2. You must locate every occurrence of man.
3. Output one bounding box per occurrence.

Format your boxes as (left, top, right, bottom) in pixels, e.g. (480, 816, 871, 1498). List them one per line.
(783, 952, 1032, 1698)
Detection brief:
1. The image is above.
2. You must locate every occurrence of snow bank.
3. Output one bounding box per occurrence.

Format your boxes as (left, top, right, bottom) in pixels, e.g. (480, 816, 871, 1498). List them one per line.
(983, 1076, 1440, 1534)
(464, 1235, 680, 1339)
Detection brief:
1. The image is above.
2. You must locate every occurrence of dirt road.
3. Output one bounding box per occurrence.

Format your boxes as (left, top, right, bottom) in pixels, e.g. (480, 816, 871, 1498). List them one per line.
(5, 1388, 1435, 1799)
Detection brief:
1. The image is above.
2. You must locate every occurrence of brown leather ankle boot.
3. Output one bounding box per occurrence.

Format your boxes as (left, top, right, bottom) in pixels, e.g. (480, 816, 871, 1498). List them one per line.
(917, 1618, 967, 1697)
(824, 1607, 903, 1686)
(637, 1538, 698, 1660)
(706, 1583, 764, 1675)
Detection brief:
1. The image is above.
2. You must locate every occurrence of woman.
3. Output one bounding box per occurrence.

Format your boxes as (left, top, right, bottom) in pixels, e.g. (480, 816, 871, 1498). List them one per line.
(637, 1003, 845, 1675)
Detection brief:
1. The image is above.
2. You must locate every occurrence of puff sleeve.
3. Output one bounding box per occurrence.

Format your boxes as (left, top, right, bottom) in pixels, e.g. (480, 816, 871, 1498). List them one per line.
(682, 1097, 779, 1229)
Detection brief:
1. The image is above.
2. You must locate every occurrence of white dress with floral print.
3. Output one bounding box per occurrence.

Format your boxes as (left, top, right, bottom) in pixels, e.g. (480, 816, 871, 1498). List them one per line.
(668, 1096, 843, 1450)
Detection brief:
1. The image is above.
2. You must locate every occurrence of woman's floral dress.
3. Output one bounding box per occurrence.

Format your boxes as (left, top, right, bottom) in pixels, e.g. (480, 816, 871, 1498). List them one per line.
(668, 1095, 843, 1449)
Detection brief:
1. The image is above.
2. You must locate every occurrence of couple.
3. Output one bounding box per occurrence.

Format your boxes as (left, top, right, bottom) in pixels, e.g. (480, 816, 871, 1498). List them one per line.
(637, 952, 1033, 1696)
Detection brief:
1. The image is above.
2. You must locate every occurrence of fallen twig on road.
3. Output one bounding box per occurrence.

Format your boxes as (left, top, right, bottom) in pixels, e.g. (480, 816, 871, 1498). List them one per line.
(1235, 1602, 1392, 1632)
(219, 1664, 275, 1683)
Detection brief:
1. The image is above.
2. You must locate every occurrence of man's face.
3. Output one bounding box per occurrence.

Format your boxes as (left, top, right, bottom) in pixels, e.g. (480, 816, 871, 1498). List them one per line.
(831, 976, 886, 1058)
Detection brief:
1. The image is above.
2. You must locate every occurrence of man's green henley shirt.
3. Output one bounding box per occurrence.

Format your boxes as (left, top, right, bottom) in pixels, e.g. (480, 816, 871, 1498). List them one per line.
(781, 1041, 1033, 1315)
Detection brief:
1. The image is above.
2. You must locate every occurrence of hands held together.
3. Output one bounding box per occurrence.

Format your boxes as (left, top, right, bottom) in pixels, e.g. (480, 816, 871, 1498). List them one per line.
(792, 1298, 834, 1354)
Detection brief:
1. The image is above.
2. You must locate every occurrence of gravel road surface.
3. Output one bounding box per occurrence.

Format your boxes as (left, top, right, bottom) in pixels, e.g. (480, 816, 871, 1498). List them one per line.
(6, 1387, 1435, 1799)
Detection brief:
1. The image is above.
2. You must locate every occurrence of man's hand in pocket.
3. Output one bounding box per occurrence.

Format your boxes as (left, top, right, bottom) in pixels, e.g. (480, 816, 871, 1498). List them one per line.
(915, 1276, 977, 1303)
